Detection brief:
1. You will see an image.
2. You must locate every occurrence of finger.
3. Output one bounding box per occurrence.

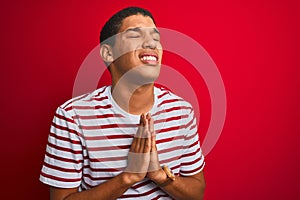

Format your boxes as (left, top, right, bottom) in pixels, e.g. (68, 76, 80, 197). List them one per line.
(150, 133, 156, 152)
(151, 129, 157, 152)
(143, 114, 149, 137)
(148, 113, 154, 134)
(133, 115, 144, 152)
(130, 136, 137, 152)
(140, 114, 147, 152)
(146, 114, 157, 152)
(143, 128, 151, 153)
(136, 114, 144, 138)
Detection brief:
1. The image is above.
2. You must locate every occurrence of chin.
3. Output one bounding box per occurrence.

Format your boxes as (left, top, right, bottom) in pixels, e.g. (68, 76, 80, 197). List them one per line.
(140, 65, 161, 82)
(142, 73, 160, 84)
(124, 65, 161, 86)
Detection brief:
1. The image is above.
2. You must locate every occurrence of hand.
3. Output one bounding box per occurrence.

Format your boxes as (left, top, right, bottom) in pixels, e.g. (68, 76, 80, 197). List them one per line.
(124, 114, 151, 183)
(124, 113, 166, 185)
(145, 114, 166, 184)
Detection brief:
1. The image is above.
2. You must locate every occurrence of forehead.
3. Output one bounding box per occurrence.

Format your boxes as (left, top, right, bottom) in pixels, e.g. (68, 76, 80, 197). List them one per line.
(118, 14, 156, 33)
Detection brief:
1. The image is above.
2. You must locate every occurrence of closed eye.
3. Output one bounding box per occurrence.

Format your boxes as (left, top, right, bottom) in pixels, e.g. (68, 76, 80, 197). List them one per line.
(127, 34, 141, 38)
(153, 34, 160, 41)
(125, 27, 142, 38)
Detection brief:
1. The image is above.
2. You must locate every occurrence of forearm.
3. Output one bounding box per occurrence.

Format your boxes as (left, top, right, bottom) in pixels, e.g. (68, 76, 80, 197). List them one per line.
(63, 172, 136, 200)
(157, 173, 206, 200)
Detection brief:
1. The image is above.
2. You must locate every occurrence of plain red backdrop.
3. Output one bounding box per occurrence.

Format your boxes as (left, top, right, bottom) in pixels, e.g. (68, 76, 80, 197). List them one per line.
(0, 0, 299, 199)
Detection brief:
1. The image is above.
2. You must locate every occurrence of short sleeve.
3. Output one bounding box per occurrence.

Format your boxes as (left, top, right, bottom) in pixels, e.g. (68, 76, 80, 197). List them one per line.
(40, 107, 84, 188)
(179, 110, 205, 176)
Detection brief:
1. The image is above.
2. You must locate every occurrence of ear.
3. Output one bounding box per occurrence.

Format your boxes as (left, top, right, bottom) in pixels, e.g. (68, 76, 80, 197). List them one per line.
(100, 44, 114, 63)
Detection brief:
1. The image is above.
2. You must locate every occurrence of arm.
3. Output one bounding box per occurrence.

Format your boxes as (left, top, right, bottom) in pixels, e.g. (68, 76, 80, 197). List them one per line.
(151, 169, 206, 200)
(50, 172, 140, 200)
(50, 114, 152, 200)
(51, 170, 206, 200)
(146, 114, 206, 200)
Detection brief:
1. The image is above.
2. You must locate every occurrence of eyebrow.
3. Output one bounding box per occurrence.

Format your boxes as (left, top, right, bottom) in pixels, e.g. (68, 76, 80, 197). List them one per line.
(124, 27, 160, 35)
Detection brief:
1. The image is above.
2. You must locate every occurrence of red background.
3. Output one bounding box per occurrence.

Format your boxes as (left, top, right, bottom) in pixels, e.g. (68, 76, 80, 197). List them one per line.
(1, 0, 299, 199)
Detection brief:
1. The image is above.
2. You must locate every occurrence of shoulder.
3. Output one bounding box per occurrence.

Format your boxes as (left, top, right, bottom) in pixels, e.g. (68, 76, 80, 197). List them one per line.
(58, 85, 111, 113)
(154, 85, 193, 110)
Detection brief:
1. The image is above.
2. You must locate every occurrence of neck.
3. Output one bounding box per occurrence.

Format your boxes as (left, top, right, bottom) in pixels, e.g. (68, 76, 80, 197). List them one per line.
(111, 82, 155, 115)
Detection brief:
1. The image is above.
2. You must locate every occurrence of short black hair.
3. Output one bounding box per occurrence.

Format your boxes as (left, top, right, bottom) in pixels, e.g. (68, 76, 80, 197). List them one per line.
(100, 7, 156, 46)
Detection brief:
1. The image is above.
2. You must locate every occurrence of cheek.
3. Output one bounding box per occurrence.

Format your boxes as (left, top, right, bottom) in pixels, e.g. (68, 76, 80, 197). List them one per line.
(115, 52, 138, 68)
(158, 49, 163, 61)
(115, 46, 138, 60)
(117, 38, 141, 54)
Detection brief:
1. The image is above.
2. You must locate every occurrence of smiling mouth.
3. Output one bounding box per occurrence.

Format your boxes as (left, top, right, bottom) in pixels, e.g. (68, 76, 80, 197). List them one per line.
(139, 54, 159, 65)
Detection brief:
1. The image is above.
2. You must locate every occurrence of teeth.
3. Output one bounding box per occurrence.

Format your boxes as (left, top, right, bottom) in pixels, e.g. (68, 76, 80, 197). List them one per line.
(141, 55, 157, 61)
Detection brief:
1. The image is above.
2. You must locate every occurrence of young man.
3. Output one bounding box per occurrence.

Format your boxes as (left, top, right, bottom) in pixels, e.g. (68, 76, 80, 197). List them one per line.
(40, 7, 206, 200)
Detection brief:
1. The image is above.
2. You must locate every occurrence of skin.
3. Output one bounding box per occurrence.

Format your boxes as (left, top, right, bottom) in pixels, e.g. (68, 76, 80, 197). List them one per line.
(50, 14, 205, 200)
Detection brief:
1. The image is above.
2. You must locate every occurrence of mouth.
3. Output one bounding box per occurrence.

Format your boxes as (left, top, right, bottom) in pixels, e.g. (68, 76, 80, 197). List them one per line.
(139, 53, 159, 65)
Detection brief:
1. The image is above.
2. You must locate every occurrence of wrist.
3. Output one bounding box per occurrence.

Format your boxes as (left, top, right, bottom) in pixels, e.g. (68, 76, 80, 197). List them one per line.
(121, 172, 139, 186)
(156, 165, 176, 187)
(151, 168, 168, 185)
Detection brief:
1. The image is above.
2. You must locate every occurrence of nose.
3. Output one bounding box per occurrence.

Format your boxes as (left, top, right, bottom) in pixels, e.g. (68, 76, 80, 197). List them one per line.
(142, 34, 157, 49)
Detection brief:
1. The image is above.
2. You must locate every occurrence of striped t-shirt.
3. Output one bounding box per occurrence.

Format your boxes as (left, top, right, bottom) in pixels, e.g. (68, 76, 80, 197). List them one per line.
(40, 85, 205, 199)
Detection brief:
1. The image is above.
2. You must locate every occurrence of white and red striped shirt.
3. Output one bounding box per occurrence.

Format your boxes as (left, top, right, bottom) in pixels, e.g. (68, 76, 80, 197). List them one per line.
(40, 85, 205, 199)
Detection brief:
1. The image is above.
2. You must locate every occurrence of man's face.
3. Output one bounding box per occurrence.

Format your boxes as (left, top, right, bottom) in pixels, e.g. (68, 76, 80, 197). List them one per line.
(111, 14, 163, 83)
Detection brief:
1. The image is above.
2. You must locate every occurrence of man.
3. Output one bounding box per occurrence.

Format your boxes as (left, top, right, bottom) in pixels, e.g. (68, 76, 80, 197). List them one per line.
(40, 7, 206, 200)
